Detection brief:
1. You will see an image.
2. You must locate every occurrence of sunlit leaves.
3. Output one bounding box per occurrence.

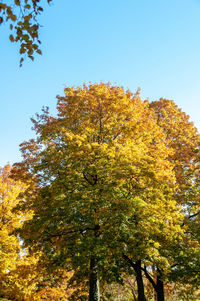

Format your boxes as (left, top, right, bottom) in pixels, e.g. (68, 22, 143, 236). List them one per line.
(0, 165, 42, 300)
(149, 98, 200, 290)
(0, 0, 52, 65)
(12, 83, 187, 298)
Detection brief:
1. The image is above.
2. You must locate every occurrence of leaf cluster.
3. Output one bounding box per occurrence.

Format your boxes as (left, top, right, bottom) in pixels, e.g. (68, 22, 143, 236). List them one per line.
(0, 0, 52, 65)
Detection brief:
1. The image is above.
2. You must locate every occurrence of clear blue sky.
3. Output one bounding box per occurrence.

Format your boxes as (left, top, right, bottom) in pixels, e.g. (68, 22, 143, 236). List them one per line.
(1, 0, 200, 166)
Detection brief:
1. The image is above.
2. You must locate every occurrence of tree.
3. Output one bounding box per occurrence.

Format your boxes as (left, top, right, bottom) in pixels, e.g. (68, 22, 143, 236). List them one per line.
(0, 0, 52, 65)
(139, 99, 200, 301)
(13, 83, 184, 300)
(107, 98, 200, 301)
(0, 164, 27, 284)
(0, 165, 42, 300)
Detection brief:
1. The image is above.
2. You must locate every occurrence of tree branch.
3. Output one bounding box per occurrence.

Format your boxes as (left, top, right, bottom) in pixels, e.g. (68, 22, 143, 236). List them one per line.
(141, 265, 157, 291)
(122, 253, 136, 269)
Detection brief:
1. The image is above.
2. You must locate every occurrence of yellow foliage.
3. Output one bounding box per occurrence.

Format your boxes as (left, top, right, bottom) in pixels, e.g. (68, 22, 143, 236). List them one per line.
(0, 165, 41, 300)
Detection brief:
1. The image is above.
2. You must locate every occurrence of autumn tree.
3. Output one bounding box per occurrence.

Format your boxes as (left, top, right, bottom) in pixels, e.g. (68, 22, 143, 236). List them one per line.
(0, 0, 52, 65)
(0, 164, 43, 300)
(12, 83, 186, 301)
(0, 165, 25, 279)
(117, 99, 200, 301)
(139, 99, 200, 301)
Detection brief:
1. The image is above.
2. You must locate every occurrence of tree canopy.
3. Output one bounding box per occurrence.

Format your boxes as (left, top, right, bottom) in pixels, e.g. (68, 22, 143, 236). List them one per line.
(11, 83, 200, 300)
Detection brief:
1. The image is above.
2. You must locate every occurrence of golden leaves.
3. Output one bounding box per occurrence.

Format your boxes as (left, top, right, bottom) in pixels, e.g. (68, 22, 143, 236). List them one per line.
(11, 83, 200, 298)
(0, 165, 40, 300)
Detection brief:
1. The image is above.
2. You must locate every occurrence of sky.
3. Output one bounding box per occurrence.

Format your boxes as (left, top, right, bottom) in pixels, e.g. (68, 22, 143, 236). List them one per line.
(1, 0, 200, 166)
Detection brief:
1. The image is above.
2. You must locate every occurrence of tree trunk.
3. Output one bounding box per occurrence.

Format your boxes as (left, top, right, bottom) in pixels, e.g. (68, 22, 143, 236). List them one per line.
(89, 256, 100, 301)
(142, 265, 165, 301)
(134, 260, 147, 301)
(151, 265, 157, 301)
(156, 274, 165, 301)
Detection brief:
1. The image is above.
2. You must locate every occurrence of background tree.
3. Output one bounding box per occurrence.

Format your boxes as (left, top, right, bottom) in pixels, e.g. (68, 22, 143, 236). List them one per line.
(0, 165, 42, 300)
(106, 98, 200, 301)
(0, 0, 52, 65)
(140, 99, 200, 300)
